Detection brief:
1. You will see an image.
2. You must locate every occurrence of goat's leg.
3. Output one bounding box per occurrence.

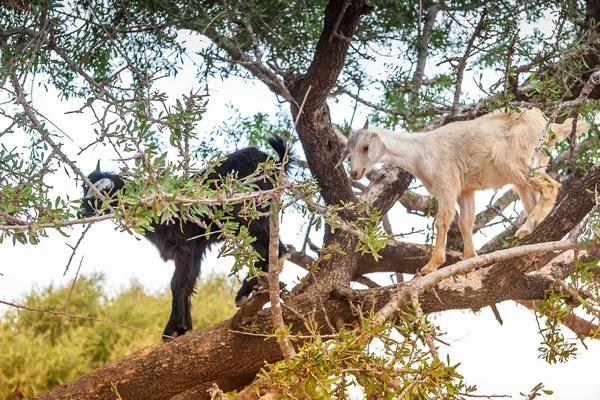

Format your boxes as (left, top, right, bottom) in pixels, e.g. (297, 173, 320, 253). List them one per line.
(515, 174, 561, 239)
(163, 245, 201, 341)
(516, 184, 538, 215)
(421, 197, 456, 275)
(236, 230, 288, 307)
(457, 191, 477, 260)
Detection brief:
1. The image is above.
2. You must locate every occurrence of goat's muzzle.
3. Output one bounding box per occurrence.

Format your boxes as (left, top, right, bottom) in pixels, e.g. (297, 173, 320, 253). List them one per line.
(350, 169, 364, 180)
(78, 199, 97, 219)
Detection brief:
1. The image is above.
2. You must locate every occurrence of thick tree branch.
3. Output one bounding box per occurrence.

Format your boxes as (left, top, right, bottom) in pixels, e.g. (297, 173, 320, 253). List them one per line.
(34, 160, 600, 397)
(283, 0, 373, 293)
(36, 240, 598, 400)
(487, 162, 600, 288)
(372, 240, 596, 324)
(361, 164, 413, 214)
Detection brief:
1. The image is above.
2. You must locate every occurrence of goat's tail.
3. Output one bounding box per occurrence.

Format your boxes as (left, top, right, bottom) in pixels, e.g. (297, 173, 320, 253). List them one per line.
(550, 118, 591, 141)
(266, 134, 295, 173)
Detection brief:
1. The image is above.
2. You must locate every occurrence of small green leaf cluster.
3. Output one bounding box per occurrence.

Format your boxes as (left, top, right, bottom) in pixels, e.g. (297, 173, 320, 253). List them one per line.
(520, 382, 554, 399)
(535, 250, 600, 364)
(316, 200, 389, 260)
(0, 144, 77, 245)
(353, 204, 388, 260)
(256, 308, 475, 399)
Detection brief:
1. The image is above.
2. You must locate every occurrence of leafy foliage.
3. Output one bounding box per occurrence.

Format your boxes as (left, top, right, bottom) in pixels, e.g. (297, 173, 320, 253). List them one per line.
(0, 273, 237, 398)
(256, 309, 475, 399)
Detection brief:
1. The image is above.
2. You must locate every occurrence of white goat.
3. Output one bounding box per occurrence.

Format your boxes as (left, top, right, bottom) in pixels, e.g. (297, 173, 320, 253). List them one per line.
(338, 108, 590, 274)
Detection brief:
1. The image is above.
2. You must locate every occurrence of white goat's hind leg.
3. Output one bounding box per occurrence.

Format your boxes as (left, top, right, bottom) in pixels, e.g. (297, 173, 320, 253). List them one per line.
(458, 191, 477, 259)
(514, 184, 537, 239)
(516, 184, 538, 215)
(515, 174, 561, 239)
(421, 196, 456, 275)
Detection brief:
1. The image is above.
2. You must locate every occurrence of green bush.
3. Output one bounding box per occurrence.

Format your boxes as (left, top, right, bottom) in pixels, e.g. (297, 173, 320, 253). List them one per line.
(0, 273, 237, 398)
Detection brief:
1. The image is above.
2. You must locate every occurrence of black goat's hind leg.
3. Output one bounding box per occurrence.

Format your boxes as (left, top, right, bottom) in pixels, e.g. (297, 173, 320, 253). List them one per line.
(234, 238, 289, 307)
(163, 297, 189, 341)
(163, 244, 201, 341)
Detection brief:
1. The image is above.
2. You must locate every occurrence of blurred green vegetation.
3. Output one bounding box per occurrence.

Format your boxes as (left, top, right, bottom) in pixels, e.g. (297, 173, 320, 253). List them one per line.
(0, 273, 237, 398)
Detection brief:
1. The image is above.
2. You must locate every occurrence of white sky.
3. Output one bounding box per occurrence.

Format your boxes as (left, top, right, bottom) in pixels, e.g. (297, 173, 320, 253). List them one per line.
(1, 27, 599, 399)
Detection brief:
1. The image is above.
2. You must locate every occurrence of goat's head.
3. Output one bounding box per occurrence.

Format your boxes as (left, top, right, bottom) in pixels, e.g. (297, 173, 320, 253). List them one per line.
(78, 161, 125, 218)
(335, 120, 386, 180)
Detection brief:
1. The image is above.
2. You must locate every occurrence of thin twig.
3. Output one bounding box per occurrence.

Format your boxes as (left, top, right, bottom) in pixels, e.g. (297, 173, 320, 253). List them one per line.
(332, 86, 403, 116)
(63, 225, 91, 275)
(1, 213, 114, 232)
(64, 256, 84, 312)
(265, 85, 314, 361)
(0, 299, 165, 338)
(411, 291, 438, 360)
(8, 73, 110, 207)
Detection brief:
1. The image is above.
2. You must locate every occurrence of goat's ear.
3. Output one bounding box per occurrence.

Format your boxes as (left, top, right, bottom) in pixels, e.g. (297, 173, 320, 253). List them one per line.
(95, 160, 101, 173)
(335, 148, 350, 169)
(368, 133, 385, 162)
(363, 119, 369, 130)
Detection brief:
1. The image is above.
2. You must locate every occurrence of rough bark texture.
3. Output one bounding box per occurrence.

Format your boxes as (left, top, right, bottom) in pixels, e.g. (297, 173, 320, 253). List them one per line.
(285, 0, 372, 292)
(34, 321, 283, 400)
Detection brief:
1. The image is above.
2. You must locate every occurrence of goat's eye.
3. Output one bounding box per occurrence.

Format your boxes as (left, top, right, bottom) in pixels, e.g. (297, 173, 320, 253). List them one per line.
(363, 145, 369, 151)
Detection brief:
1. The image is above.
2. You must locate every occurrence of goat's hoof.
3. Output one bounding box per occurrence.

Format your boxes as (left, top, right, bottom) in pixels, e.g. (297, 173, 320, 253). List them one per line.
(162, 327, 186, 342)
(235, 295, 249, 308)
(162, 334, 176, 342)
(420, 264, 438, 275)
(235, 282, 269, 308)
(278, 253, 291, 267)
(515, 227, 531, 239)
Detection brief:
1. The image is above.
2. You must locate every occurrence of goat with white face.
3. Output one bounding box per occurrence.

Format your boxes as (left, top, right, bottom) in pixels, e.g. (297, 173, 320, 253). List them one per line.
(338, 108, 590, 274)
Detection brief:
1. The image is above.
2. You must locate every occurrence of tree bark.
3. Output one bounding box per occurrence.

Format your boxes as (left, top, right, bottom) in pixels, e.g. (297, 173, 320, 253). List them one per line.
(285, 0, 372, 293)
(33, 321, 283, 400)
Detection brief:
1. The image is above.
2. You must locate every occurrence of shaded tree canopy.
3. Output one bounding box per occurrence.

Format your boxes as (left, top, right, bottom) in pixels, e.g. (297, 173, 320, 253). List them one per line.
(1, 0, 600, 398)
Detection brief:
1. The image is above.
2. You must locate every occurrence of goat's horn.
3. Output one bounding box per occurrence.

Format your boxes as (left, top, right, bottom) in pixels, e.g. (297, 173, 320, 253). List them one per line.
(363, 119, 369, 130)
(95, 160, 101, 173)
(335, 148, 350, 169)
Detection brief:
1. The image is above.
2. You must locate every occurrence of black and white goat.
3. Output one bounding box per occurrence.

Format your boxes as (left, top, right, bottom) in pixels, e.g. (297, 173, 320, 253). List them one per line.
(79, 135, 292, 340)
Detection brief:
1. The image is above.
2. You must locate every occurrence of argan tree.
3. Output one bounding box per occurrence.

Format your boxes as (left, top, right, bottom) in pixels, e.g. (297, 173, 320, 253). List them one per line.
(1, 0, 599, 398)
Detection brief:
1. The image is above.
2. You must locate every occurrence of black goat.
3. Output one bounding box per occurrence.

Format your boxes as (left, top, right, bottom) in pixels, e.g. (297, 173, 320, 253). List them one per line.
(79, 135, 292, 340)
